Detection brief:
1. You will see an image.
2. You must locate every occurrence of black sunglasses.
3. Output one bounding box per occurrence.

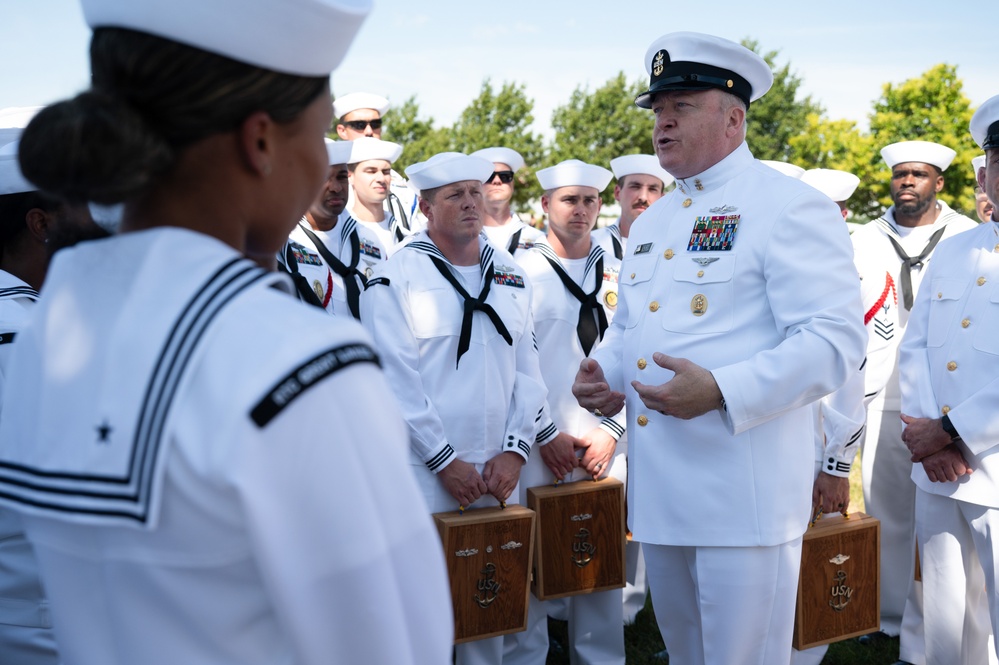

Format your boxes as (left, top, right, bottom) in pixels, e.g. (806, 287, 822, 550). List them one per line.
(487, 170, 515, 184)
(342, 119, 383, 131)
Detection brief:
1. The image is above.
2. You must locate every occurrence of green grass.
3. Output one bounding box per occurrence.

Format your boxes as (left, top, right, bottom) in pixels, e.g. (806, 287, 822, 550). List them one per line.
(542, 452, 902, 663)
(544, 600, 900, 664)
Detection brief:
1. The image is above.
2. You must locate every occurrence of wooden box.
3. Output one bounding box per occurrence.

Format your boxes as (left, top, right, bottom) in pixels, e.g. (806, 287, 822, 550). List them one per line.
(433, 505, 536, 644)
(793, 512, 881, 650)
(527, 477, 626, 601)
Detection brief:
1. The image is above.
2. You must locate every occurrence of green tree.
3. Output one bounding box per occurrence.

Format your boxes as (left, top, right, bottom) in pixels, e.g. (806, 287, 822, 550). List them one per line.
(448, 80, 545, 208)
(381, 96, 449, 173)
(741, 39, 824, 164)
(867, 64, 980, 218)
(548, 72, 655, 204)
(788, 114, 881, 220)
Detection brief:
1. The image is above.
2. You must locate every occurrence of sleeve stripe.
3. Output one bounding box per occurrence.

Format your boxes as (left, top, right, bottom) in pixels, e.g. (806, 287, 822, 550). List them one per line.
(535, 423, 557, 443)
(426, 444, 455, 472)
(518, 440, 532, 459)
(600, 418, 625, 437)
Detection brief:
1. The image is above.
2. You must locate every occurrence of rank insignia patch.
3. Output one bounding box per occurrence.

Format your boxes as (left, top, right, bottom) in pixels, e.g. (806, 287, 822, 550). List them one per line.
(687, 215, 740, 252)
(359, 239, 382, 259)
(634, 242, 653, 255)
(494, 269, 525, 288)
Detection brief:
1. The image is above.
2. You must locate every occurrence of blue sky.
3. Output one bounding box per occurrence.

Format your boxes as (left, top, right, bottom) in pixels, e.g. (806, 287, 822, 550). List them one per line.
(2, 0, 993, 138)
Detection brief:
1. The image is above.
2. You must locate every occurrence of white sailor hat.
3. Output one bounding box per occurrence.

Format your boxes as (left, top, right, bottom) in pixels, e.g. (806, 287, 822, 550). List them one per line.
(333, 92, 390, 119)
(469, 147, 525, 172)
(81, 0, 370, 77)
(405, 152, 494, 195)
(636, 32, 773, 109)
(609, 154, 674, 186)
(325, 138, 352, 166)
(973, 155, 986, 178)
(801, 168, 861, 202)
(761, 160, 805, 179)
(880, 140, 956, 171)
(0, 141, 35, 196)
(971, 94, 999, 151)
(346, 137, 402, 165)
(536, 159, 613, 192)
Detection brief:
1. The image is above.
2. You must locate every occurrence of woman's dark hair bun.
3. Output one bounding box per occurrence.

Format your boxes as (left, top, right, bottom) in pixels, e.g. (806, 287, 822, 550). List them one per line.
(18, 90, 174, 204)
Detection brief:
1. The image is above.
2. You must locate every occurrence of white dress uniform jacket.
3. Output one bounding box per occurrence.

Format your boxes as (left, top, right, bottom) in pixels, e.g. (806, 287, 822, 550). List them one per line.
(361, 231, 550, 479)
(852, 202, 976, 651)
(0, 272, 58, 664)
(901, 221, 999, 505)
(590, 142, 865, 546)
(0, 228, 452, 665)
(900, 219, 999, 665)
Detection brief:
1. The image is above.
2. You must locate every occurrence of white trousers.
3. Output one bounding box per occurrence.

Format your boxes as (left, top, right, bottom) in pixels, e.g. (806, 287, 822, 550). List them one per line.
(622, 539, 648, 624)
(503, 589, 625, 665)
(862, 405, 925, 662)
(915, 489, 999, 665)
(644, 538, 802, 665)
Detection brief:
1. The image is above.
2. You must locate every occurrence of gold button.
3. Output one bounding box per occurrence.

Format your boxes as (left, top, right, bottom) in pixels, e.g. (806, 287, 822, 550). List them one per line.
(994, 243, 999, 253)
(637, 415, 649, 427)
(942, 405, 950, 415)
(697, 270, 704, 277)
(649, 301, 660, 312)
(637, 358, 647, 370)
(978, 276, 987, 286)
(664, 249, 674, 260)
(962, 318, 971, 328)
(947, 361, 957, 371)
(682, 198, 692, 208)
(630, 272, 636, 279)
(937, 292, 943, 299)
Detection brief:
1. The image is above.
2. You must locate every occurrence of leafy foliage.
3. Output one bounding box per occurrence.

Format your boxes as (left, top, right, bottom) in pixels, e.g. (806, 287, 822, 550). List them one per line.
(548, 72, 655, 204)
(742, 39, 824, 164)
(448, 80, 545, 208)
(867, 64, 979, 218)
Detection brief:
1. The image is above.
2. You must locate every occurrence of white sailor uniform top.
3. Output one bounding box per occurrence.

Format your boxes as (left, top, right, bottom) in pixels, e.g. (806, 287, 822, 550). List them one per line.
(519, 237, 626, 448)
(0, 271, 36, 401)
(851, 202, 977, 412)
(593, 219, 626, 262)
(0, 228, 452, 665)
(589, 142, 865, 546)
(816, 262, 901, 478)
(900, 221, 999, 508)
(337, 209, 411, 280)
(0, 271, 58, 664)
(360, 231, 552, 477)
(279, 219, 368, 319)
(277, 232, 334, 314)
(481, 215, 545, 259)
